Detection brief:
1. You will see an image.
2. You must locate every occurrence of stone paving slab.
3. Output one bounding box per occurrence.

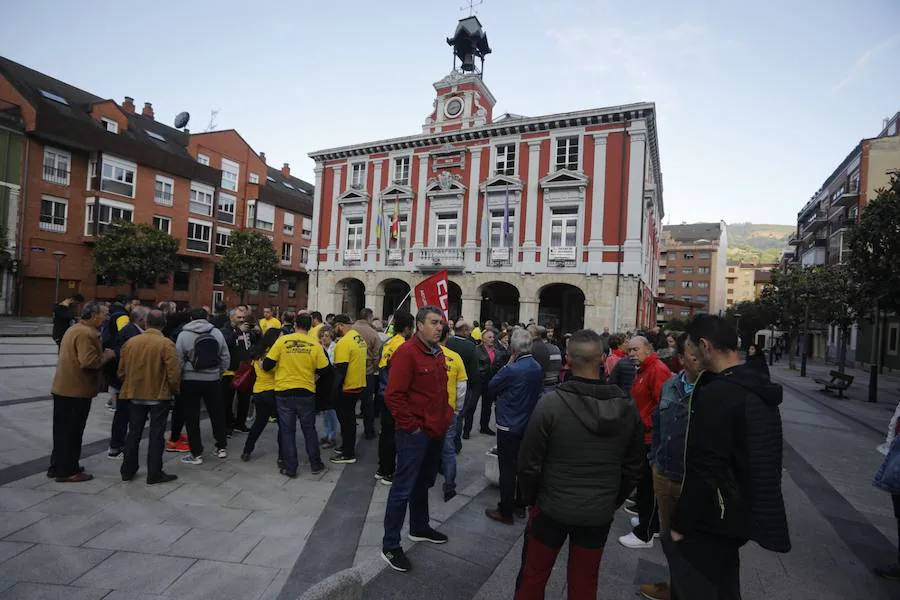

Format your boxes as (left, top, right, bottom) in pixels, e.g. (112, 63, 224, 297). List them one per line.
(84, 522, 190, 554)
(73, 551, 195, 594)
(165, 528, 262, 563)
(164, 559, 279, 600)
(0, 544, 111, 586)
(0, 581, 110, 600)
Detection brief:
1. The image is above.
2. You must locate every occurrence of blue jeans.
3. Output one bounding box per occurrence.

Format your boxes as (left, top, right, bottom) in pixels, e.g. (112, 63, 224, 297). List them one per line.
(276, 390, 322, 474)
(322, 409, 338, 441)
(382, 429, 443, 550)
(442, 414, 459, 495)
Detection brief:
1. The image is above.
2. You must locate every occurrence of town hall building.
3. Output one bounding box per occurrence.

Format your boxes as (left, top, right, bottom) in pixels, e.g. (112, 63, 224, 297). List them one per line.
(306, 16, 664, 333)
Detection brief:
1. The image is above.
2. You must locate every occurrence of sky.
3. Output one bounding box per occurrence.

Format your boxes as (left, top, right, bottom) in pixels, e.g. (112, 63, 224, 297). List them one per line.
(3, 0, 899, 226)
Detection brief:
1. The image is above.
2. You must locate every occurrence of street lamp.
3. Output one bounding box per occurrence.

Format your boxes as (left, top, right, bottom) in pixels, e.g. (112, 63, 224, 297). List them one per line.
(52, 251, 66, 304)
(800, 295, 810, 377)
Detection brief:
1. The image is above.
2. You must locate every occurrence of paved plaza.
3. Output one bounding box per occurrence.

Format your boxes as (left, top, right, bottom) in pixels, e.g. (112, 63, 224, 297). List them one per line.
(0, 334, 898, 599)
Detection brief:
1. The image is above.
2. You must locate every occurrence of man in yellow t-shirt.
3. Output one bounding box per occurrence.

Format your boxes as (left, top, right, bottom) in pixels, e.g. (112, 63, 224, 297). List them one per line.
(263, 313, 328, 477)
(309, 311, 324, 341)
(375, 310, 415, 483)
(258, 306, 282, 334)
(439, 323, 467, 501)
(471, 321, 482, 343)
(330, 314, 368, 465)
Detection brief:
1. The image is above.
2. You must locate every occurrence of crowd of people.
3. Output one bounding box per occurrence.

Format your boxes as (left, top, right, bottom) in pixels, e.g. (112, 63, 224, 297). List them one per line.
(50, 293, 802, 598)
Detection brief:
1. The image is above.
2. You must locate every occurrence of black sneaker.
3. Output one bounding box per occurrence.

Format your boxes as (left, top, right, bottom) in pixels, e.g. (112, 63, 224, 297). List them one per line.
(444, 490, 457, 502)
(408, 527, 448, 544)
(240, 453, 251, 462)
(381, 547, 411, 572)
(330, 453, 357, 465)
(380, 473, 393, 486)
(311, 464, 327, 475)
(279, 468, 297, 478)
(147, 473, 178, 485)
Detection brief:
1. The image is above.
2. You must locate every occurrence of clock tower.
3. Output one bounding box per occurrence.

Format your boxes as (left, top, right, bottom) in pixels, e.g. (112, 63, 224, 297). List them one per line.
(423, 16, 496, 134)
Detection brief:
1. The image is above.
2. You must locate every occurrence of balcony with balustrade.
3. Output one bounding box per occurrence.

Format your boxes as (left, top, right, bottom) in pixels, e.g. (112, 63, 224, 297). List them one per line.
(414, 247, 465, 271)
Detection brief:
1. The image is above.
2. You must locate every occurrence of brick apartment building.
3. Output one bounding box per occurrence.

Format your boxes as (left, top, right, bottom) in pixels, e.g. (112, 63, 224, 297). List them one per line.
(0, 56, 313, 316)
(657, 222, 728, 322)
(306, 16, 664, 333)
(787, 112, 900, 366)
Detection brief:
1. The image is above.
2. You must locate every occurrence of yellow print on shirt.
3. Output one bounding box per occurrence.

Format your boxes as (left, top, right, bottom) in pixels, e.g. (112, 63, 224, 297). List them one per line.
(284, 339, 316, 353)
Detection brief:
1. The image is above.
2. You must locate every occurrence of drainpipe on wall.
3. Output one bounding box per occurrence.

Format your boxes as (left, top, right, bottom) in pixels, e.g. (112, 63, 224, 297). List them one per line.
(14, 136, 30, 316)
(613, 125, 629, 330)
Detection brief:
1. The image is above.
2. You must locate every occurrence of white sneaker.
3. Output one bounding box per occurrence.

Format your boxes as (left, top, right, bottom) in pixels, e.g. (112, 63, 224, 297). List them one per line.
(216, 448, 227, 459)
(618, 532, 654, 549)
(630, 516, 640, 528)
(181, 454, 203, 465)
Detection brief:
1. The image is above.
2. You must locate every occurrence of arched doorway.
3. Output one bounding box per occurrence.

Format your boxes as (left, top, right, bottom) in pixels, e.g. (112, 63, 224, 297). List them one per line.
(447, 280, 462, 321)
(538, 284, 585, 336)
(337, 278, 365, 318)
(381, 279, 412, 320)
(480, 282, 520, 326)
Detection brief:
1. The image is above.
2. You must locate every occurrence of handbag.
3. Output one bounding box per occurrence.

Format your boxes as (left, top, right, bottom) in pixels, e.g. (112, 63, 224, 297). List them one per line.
(232, 361, 256, 395)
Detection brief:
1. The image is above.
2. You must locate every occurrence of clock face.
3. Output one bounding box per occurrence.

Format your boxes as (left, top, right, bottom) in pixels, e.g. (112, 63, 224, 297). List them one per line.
(444, 97, 464, 118)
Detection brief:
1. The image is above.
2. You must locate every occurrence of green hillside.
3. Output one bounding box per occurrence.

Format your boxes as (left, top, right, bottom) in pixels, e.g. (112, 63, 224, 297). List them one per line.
(726, 222, 794, 264)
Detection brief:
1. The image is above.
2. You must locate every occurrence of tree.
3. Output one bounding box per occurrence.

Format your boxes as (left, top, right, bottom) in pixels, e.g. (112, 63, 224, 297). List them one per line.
(847, 171, 900, 314)
(816, 264, 861, 373)
(218, 230, 279, 303)
(725, 299, 778, 351)
(94, 221, 180, 295)
(761, 264, 823, 370)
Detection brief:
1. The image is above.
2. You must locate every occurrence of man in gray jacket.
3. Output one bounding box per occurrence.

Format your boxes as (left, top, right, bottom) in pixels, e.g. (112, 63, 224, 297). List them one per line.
(515, 328, 644, 599)
(175, 307, 230, 463)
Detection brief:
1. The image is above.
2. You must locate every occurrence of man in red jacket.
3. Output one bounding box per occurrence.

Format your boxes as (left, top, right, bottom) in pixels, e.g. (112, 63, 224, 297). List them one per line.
(619, 335, 672, 550)
(381, 306, 453, 573)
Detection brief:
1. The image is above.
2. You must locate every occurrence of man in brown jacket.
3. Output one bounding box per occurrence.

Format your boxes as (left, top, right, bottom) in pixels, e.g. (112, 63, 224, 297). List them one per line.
(353, 307, 383, 439)
(49, 301, 115, 482)
(118, 310, 181, 484)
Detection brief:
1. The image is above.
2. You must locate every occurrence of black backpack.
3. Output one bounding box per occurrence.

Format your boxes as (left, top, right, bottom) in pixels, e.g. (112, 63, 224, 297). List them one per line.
(191, 331, 221, 370)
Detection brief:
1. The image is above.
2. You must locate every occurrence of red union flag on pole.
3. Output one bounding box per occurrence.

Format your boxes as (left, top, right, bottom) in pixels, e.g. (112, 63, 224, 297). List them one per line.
(414, 270, 450, 321)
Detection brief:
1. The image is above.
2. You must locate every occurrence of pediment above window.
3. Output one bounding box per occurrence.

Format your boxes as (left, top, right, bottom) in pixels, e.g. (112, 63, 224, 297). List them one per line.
(540, 169, 589, 192)
(426, 172, 467, 199)
(337, 188, 370, 204)
(480, 174, 523, 194)
(381, 183, 414, 201)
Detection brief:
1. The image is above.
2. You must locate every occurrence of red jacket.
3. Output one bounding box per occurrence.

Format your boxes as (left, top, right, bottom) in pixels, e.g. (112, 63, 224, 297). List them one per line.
(385, 335, 452, 438)
(631, 353, 672, 444)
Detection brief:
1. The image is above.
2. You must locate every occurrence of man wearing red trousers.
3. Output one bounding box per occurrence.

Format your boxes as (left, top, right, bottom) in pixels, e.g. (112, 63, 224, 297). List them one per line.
(515, 329, 645, 599)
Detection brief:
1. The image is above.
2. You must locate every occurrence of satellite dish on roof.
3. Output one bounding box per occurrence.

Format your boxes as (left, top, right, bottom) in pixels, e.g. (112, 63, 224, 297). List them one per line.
(174, 112, 190, 129)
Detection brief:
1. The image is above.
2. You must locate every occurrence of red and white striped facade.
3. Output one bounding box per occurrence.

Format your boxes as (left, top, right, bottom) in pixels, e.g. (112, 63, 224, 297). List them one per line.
(307, 71, 663, 332)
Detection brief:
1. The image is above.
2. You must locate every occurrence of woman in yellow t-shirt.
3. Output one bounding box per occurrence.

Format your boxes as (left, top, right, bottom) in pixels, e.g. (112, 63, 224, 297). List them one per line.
(241, 328, 283, 463)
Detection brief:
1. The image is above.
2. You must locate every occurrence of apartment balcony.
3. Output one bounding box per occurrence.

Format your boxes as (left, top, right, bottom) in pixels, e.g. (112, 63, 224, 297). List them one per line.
(799, 212, 828, 234)
(43, 165, 70, 186)
(833, 181, 860, 207)
(343, 249, 362, 266)
(787, 232, 801, 245)
(488, 246, 512, 267)
(415, 247, 465, 271)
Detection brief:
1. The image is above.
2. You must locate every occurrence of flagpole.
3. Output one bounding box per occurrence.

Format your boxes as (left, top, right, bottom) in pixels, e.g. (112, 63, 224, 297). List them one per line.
(387, 290, 413, 328)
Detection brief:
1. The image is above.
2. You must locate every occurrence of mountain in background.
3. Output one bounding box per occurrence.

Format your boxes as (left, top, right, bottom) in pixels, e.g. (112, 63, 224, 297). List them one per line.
(726, 222, 795, 264)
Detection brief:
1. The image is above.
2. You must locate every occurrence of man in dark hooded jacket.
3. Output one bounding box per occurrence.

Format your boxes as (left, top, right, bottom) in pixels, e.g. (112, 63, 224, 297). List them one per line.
(515, 329, 644, 599)
(667, 314, 790, 599)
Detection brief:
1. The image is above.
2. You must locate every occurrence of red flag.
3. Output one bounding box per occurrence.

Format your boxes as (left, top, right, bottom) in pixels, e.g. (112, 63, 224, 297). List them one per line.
(414, 270, 450, 320)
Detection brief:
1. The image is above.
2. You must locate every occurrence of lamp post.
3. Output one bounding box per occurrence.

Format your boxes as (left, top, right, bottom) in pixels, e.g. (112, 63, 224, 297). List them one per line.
(800, 297, 810, 377)
(52, 251, 66, 304)
(769, 323, 775, 365)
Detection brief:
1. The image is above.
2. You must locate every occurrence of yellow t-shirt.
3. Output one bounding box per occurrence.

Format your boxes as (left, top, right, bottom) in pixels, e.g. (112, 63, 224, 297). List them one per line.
(266, 332, 327, 392)
(378, 334, 405, 369)
(334, 329, 367, 391)
(471, 327, 482, 342)
(442, 346, 468, 410)
(309, 323, 323, 341)
(252, 359, 275, 393)
(259, 317, 281, 333)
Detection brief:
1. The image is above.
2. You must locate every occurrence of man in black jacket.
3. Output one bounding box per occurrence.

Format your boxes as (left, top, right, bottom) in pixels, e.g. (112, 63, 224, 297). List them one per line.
(52, 293, 84, 347)
(447, 320, 479, 444)
(515, 329, 644, 598)
(668, 314, 790, 599)
(220, 307, 254, 434)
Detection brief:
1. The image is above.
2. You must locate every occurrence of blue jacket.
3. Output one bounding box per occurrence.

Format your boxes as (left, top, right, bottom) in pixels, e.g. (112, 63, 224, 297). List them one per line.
(489, 353, 543, 435)
(650, 371, 693, 482)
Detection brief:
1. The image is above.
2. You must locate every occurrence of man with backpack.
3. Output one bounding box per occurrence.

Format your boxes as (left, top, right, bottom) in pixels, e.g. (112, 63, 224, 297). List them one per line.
(176, 307, 231, 463)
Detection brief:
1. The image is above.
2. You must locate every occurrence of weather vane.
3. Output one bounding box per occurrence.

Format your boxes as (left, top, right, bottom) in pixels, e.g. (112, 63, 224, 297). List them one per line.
(460, 0, 483, 16)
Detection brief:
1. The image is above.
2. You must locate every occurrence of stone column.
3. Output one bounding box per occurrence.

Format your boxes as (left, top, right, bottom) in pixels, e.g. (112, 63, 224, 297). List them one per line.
(327, 165, 343, 267)
(367, 160, 383, 269)
(522, 141, 541, 272)
(623, 125, 646, 276)
(587, 134, 608, 274)
(414, 155, 429, 251)
(462, 294, 482, 324)
(307, 164, 324, 270)
(465, 148, 482, 271)
(519, 299, 539, 325)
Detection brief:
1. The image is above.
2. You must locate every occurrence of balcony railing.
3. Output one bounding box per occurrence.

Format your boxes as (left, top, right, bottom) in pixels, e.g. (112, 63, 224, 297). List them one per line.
(488, 246, 512, 266)
(43, 165, 69, 185)
(217, 210, 235, 225)
(154, 191, 173, 206)
(415, 247, 465, 271)
(39, 219, 65, 233)
(386, 248, 405, 266)
(800, 212, 828, 233)
(343, 248, 362, 266)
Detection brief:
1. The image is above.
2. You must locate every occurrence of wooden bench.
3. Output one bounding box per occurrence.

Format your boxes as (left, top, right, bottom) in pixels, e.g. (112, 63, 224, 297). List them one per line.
(813, 370, 854, 398)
